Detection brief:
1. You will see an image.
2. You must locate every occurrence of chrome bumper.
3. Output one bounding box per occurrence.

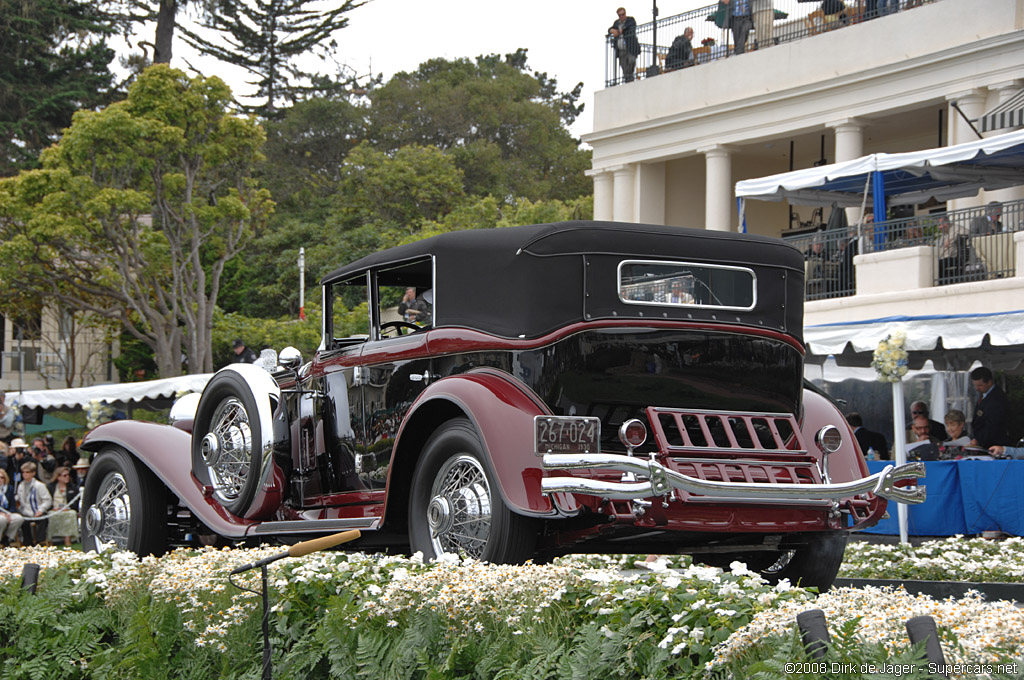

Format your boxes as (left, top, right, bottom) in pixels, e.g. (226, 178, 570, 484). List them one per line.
(540, 453, 926, 505)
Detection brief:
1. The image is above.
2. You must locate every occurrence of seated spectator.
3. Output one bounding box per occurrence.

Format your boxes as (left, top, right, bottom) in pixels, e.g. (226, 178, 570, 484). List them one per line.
(970, 202, 1002, 235)
(15, 461, 51, 546)
(46, 466, 80, 547)
(905, 401, 947, 443)
(935, 215, 971, 283)
(906, 415, 941, 460)
(0, 468, 24, 548)
(847, 412, 889, 459)
(666, 27, 695, 70)
(941, 409, 971, 447)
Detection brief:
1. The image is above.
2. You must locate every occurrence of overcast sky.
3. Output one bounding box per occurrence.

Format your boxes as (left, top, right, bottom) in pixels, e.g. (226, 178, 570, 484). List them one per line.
(128, 1, 712, 142)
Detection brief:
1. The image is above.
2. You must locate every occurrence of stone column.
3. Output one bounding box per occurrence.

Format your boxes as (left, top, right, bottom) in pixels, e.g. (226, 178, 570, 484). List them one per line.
(828, 118, 866, 224)
(590, 169, 614, 221)
(701, 145, 733, 232)
(612, 164, 636, 223)
(947, 89, 988, 211)
(636, 162, 666, 225)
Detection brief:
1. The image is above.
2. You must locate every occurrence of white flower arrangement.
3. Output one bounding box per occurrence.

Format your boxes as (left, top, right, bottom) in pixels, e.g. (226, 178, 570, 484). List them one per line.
(871, 329, 909, 383)
(85, 399, 115, 430)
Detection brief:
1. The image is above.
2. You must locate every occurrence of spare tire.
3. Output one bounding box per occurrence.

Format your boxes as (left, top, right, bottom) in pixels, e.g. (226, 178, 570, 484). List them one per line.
(191, 365, 279, 518)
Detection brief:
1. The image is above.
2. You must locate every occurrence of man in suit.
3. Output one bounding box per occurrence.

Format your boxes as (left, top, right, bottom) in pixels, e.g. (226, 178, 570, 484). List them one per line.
(847, 412, 889, 459)
(970, 366, 1009, 449)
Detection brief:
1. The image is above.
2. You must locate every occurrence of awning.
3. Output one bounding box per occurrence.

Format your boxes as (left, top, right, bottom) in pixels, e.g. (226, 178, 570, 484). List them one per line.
(803, 311, 1024, 370)
(978, 88, 1024, 134)
(5, 373, 213, 411)
(735, 128, 1024, 208)
(24, 414, 82, 436)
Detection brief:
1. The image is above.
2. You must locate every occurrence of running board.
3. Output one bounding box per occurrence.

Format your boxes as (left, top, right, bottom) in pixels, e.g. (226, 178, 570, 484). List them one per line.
(249, 517, 379, 535)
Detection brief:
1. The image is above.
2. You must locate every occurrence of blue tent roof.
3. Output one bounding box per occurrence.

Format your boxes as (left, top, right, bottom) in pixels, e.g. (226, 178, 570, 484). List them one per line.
(736, 129, 1024, 209)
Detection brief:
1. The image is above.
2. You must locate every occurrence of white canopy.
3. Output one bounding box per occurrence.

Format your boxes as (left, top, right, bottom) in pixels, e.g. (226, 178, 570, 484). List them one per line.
(736, 128, 1024, 207)
(804, 311, 1024, 370)
(5, 373, 213, 410)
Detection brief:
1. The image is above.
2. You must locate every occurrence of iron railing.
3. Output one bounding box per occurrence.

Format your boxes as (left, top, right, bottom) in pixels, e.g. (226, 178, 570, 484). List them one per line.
(605, 0, 937, 87)
(783, 198, 1023, 301)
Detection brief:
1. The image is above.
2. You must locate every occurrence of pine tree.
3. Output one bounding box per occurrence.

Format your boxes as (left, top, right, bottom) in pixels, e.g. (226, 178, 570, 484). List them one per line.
(0, 0, 117, 176)
(179, 0, 364, 117)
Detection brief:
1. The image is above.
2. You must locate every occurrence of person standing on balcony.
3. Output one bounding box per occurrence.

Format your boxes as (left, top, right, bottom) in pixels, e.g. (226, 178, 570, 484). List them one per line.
(877, 0, 899, 16)
(751, 0, 774, 49)
(608, 8, 641, 83)
(969, 366, 1009, 450)
(721, 0, 753, 54)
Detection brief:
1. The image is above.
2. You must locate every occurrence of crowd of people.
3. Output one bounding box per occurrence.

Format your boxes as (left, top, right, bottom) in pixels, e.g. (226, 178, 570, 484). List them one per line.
(609, 1, 915, 83)
(848, 366, 1019, 462)
(0, 432, 89, 548)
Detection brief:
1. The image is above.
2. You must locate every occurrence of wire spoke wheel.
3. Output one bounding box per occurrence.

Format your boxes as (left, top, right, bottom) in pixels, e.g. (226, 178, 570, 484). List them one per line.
(428, 454, 492, 558)
(202, 397, 253, 503)
(85, 473, 131, 553)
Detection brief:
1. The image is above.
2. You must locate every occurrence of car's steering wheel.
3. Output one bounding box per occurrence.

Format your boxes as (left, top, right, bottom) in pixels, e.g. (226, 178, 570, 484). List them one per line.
(380, 321, 421, 337)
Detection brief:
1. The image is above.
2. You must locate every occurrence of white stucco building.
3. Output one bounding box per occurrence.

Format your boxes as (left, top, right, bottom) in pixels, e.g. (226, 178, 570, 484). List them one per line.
(584, 0, 1024, 331)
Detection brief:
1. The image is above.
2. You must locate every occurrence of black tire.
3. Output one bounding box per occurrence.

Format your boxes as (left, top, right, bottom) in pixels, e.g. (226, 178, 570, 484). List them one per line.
(191, 369, 265, 517)
(409, 418, 536, 563)
(695, 533, 848, 592)
(80, 447, 168, 556)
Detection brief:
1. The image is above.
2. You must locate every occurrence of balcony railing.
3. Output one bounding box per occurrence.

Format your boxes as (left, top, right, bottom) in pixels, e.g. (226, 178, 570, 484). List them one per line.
(784, 198, 1023, 301)
(605, 0, 937, 87)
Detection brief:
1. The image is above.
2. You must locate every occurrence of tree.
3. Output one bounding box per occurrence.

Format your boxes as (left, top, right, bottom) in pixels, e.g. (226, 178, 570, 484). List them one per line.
(103, 0, 210, 65)
(179, 0, 365, 117)
(0, 65, 272, 377)
(368, 49, 591, 201)
(0, 0, 117, 176)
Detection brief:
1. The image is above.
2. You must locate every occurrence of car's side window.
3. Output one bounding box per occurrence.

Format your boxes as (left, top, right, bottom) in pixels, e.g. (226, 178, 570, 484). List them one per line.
(330, 276, 370, 347)
(374, 258, 434, 339)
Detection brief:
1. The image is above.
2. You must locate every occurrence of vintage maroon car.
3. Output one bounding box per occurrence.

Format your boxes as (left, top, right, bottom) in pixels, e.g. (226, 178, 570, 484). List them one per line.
(79, 221, 924, 589)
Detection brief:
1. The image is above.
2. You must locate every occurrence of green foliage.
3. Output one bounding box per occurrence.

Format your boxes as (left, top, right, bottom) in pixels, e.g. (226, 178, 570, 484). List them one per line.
(0, 0, 117, 176)
(369, 49, 591, 201)
(0, 64, 273, 377)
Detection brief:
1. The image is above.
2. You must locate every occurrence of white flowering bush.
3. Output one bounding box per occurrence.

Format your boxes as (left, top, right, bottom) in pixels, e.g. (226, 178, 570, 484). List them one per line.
(840, 536, 1024, 583)
(872, 329, 910, 383)
(1, 542, 1022, 679)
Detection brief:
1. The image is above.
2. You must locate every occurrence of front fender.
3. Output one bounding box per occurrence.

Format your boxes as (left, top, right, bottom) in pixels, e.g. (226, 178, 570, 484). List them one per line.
(82, 420, 256, 537)
(388, 368, 556, 519)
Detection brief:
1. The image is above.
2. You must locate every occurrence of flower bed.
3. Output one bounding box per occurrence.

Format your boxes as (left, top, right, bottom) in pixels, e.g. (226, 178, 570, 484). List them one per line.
(839, 536, 1024, 583)
(2, 544, 1022, 679)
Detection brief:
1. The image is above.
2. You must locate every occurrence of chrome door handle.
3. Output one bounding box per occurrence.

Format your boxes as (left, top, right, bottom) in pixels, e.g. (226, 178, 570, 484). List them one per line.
(409, 371, 435, 384)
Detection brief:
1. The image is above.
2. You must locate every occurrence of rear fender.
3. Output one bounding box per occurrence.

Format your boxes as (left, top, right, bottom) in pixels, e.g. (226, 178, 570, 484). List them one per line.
(801, 388, 870, 483)
(81, 420, 258, 538)
(384, 368, 556, 525)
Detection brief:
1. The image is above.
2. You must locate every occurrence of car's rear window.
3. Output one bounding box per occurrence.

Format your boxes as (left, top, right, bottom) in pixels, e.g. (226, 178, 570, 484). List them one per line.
(617, 260, 756, 311)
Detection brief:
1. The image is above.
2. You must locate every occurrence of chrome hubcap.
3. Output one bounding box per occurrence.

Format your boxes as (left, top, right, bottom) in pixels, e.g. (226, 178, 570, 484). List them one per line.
(427, 455, 491, 559)
(205, 397, 252, 503)
(90, 473, 130, 553)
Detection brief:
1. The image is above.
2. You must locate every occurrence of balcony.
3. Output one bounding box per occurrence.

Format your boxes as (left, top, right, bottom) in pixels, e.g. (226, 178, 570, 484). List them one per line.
(782, 199, 1024, 302)
(605, 0, 938, 87)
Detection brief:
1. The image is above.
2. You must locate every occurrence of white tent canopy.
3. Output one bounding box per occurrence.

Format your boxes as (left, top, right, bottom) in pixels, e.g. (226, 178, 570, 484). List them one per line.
(736, 128, 1024, 207)
(5, 374, 213, 410)
(804, 311, 1024, 370)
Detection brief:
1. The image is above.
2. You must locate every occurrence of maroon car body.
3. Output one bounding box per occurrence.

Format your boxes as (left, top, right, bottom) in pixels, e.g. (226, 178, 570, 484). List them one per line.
(80, 221, 924, 589)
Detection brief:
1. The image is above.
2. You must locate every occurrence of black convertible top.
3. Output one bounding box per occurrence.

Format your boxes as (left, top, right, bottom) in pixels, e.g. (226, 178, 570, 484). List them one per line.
(324, 221, 806, 342)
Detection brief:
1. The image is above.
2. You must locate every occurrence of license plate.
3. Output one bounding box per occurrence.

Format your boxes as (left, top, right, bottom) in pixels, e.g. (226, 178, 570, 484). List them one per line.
(534, 416, 600, 454)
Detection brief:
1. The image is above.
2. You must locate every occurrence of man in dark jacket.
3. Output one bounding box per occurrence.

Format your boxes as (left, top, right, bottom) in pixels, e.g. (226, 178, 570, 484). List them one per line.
(609, 7, 641, 82)
(230, 338, 258, 364)
(666, 27, 695, 70)
(970, 366, 1009, 449)
(847, 412, 889, 459)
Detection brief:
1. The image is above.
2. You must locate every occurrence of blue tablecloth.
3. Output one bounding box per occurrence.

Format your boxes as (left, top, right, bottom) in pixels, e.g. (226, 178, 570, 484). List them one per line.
(857, 460, 1024, 536)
